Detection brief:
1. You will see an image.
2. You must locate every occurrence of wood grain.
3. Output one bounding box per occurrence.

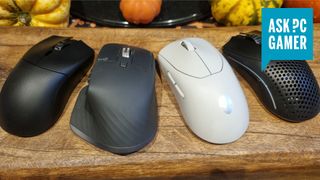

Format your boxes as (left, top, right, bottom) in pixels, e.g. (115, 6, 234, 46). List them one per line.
(0, 26, 319, 179)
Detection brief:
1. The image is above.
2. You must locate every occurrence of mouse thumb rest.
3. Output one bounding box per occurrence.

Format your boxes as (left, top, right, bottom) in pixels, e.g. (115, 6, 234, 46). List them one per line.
(71, 86, 158, 155)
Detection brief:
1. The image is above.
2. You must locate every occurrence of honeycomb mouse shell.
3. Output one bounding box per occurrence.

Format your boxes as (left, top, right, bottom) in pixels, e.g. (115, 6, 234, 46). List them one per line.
(223, 32, 319, 122)
(264, 61, 320, 122)
(227, 59, 320, 122)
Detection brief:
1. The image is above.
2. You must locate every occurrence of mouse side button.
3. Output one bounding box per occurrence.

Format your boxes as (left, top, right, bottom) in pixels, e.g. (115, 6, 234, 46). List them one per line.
(174, 84, 185, 98)
(167, 72, 176, 85)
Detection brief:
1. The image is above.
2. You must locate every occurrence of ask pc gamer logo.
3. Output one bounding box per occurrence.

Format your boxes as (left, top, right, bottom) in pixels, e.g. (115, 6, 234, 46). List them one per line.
(262, 8, 313, 70)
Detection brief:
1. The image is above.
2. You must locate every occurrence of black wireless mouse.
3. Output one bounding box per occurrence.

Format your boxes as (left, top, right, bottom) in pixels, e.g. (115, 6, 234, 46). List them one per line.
(0, 36, 94, 137)
(223, 31, 320, 122)
(70, 44, 158, 155)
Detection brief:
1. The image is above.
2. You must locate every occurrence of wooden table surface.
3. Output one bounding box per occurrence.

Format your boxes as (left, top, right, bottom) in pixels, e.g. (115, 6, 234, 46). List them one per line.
(0, 26, 319, 179)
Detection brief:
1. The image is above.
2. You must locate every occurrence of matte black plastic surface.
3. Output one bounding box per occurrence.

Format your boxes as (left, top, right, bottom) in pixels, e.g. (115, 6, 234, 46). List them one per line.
(71, 44, 158, 155)
(223, 32, 320, 122)
(0, 36, 94, 137)
(71, 0, 211, 27)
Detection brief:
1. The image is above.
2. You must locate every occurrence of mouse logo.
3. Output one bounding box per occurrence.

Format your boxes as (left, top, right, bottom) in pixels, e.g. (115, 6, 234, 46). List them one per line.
(261, 8, 313, 70)
(218, 95, 233, 115)
(98, 57, 109, 62)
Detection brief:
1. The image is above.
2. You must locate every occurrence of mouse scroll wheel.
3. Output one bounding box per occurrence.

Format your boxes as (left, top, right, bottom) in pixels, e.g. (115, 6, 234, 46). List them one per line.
(54, 41, 69, 51)
(181, 41, 195, 51)
(122, 47, 131, 58)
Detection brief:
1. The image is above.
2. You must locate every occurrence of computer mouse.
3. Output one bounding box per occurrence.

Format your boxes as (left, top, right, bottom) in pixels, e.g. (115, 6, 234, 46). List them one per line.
(158, 38, 249, 144)
(70, 44, 157, 155)
(0, 36, 94, 137)
(223, 31, 320, 122)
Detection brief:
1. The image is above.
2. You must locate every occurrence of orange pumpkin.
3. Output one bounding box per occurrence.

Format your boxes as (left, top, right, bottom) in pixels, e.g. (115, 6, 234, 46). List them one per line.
(120, 0, 162, 24)
(283, 0, 320, 23)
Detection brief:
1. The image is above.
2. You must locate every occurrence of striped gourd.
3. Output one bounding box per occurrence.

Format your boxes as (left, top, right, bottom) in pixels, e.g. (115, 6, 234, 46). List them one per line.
(211, 0, 283, 26)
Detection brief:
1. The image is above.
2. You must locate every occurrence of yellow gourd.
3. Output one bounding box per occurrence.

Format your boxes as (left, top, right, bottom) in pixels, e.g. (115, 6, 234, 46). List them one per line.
(211, 0, 283, 26)
(0, 0, 70, 27)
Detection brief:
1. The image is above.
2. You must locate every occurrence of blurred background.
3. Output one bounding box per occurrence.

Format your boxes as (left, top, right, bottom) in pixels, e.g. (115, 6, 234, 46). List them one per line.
(0, 0, 319, 28)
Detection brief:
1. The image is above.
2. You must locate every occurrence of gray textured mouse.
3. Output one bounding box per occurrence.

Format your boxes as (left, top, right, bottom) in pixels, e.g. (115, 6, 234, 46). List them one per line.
(70, 44, 158, 155)
(0, 36, 94, 137)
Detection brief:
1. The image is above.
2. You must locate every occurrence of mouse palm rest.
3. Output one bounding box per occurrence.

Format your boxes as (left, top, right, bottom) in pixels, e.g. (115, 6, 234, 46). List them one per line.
(70, 44, 157, 155)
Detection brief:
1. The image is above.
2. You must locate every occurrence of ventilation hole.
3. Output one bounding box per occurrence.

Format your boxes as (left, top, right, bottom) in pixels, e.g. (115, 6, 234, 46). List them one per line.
(265, 60, 320, 119)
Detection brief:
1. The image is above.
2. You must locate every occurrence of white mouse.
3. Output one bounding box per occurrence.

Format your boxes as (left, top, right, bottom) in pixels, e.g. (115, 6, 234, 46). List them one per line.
(158, 38, 249, 144)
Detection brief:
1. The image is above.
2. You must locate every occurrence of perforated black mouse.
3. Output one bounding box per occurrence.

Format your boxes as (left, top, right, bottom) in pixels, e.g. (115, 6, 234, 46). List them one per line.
(70, 44, 157, 155)
(0, 36, 94, 137)
(223, 31, 320, 122)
